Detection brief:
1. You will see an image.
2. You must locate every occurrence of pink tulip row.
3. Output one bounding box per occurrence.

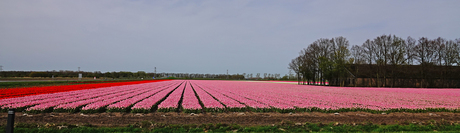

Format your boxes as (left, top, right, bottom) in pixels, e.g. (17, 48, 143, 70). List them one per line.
(194, 81, 270, 109)
(192, 80, 460, 111)
(0, 87, 108, 108)
(71, 81, 182, 112)
(191, 83, 245, 109)
(181, 82, 201, 110)
(51, 85, 145, 111)
(4, 85, 125, 111)
(190, 83, 226, 109)
(2, 81, 179, 112)
(28, 84, 153, 112)
(156, 81, 186, 111)
(131, 80, 185, 112)
(107, 82, 181, 111)
(2, 80, 459, 113)
(80, 84, 162, 112)
(212, 87, 270, 109)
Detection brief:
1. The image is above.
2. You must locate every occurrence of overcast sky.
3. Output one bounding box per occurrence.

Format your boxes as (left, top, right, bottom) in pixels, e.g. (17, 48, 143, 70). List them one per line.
(1, 0, 459, 75)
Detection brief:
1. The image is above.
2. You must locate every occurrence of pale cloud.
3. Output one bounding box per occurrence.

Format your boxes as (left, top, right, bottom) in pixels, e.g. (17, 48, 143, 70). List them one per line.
(1, 0, 459, 75)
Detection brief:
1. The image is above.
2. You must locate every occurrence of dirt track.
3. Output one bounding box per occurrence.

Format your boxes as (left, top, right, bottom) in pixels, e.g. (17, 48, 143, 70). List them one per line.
(2, 112, 460, 127)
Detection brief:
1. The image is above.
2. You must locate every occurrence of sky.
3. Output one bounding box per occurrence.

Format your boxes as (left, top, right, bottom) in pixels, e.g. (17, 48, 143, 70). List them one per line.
(1, 0, 459, 75)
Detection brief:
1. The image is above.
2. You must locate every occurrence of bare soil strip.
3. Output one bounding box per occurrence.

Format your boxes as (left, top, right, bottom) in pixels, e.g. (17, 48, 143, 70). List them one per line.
(2, 112, 459, 127)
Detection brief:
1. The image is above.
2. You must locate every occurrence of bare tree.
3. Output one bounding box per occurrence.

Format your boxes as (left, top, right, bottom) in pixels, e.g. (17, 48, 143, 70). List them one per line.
(351, 45, 365, 64)
(317, 38, 333, 85)
(291, 35, 459, 88)
(288, 57, 302, 84)
(455, 38, 460, 66)
(331, 36, 351, 86)
(306, 42, 321, 85)
(443, 39, 459, 66)
(351, 45, 365, 87)
(362, 39, 375, 65)
(387, 35, 406, 87)
(405, 36, 417, 65)
(415, 37, 437, 64)
(414, 37, 437, 87)
(361, 38, 378, 86)
(433, 37, 446, 66)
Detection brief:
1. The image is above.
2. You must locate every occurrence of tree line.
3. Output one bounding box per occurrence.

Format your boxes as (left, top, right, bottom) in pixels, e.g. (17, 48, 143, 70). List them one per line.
(0, 70, 290, 80)
(0, 70, 148, 79)
(0, 71, 287, 80)
(289, 35, 460, 87)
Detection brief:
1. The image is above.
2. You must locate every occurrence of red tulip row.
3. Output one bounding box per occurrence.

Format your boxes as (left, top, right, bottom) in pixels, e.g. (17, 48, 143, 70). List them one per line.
(0, 80, 171, 99)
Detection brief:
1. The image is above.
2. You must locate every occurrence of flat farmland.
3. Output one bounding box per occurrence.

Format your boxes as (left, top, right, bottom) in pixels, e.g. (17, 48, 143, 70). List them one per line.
(1, 80, 460, 127)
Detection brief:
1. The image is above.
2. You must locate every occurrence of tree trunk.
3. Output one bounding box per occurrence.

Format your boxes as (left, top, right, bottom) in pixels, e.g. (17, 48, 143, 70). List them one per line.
(376, 73, 380, 87)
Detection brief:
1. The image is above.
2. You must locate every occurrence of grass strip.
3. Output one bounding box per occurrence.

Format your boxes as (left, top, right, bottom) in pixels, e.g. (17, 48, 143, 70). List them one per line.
(4, 120, 460, 133)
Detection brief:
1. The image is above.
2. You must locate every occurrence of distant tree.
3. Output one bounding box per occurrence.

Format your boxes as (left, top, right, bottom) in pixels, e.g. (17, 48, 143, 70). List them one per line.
(415, 37, 437, 64)
(455, 38, 460, 65)
(351, 45, 365, 64)
(137, 71, 146, 78)
(290, 35, 460, 87)
(405, 36, 417, 65)
(288, 57, 302, 84)
(331, 36, 351, 86)
(387, 35, 406, 87)
(281, 74, 289, 80)
(432, 37, 446, 66)
(442, 39, 459, 66)
(414, 37, 436, 87)
(29, 72, 48, 77)
(317, 38, 333, 85)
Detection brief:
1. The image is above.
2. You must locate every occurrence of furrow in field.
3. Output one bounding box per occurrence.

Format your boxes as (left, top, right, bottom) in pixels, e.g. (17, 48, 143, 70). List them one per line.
(79, 81, 179, 113)
(106, 81, 182, 112)
(0, 86, 118, 107)
(3, 85, 130, 111)
(156, 81, 187, 112)
(25, 82, 166, 112)
(190, 82, 242, 112)
(27, 86, 143, 112)
(131, 81, 185, 113)
(195, 81, 270, 109)
(181, 82, 202, 113)
(190, 82, 225, 109)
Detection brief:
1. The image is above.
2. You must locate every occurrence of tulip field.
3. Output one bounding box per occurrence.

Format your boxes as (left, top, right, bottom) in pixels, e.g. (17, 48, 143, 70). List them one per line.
(1, 80, 460, 114)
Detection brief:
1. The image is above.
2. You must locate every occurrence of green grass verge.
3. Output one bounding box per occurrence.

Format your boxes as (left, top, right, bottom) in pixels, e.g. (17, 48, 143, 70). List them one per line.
(0, 81, 74, 88)
(0, 79, 145, 89)
(243, 107, 460, 114)
(6, 106, 460, 114)
(3, 120, 460, 133)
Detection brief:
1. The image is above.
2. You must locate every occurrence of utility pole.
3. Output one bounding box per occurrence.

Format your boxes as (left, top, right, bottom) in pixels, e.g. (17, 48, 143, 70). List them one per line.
(227, 69, 229, 79)
(154, 67, 156, 78)
(78, 67, 82, 80)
